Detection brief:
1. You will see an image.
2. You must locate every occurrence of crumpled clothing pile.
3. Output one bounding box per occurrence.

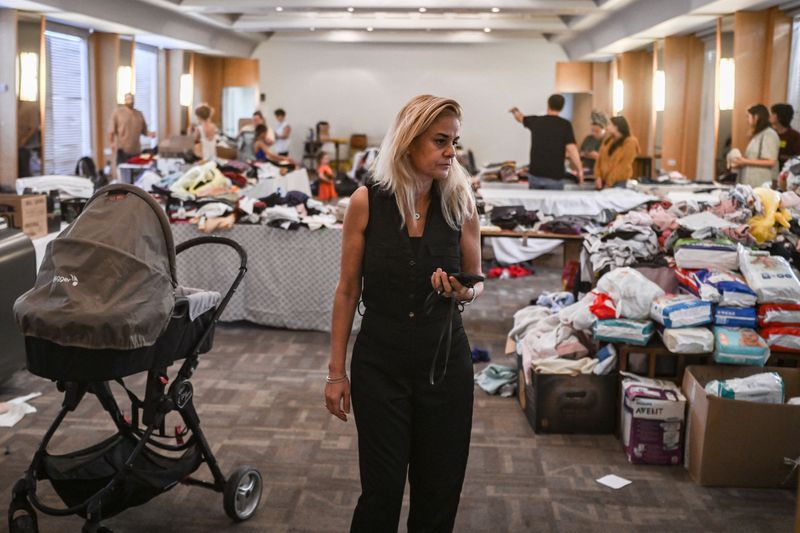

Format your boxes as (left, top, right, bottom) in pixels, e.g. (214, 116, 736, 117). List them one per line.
(510, 293, 600, 383)
(584, 210, 659, 272)
(170, 161, 238, 201)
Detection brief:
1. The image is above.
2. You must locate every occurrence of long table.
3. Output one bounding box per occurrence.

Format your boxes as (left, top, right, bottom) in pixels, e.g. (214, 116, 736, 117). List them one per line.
(480, 227, 583, 265)
(172, 223, 356, 332)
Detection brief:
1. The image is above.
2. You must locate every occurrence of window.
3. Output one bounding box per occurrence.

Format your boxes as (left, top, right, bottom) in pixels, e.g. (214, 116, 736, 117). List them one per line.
(134, 43, 158, 143)
(44, 28, 91, 174)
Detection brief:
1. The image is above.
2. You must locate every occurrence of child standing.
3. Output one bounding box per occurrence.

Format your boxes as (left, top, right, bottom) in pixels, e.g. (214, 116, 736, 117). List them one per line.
(317, 152, 338, 202)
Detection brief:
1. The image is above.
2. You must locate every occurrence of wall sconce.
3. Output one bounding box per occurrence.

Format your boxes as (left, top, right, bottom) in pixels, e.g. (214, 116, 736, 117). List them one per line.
(179, 73, 193, 107)
(116, 66, 133, 104)
(653, 70, 665, 113)
(719, 58, 735, 111)
(17, 52, 39, 102)
(613, 79, 624, 114)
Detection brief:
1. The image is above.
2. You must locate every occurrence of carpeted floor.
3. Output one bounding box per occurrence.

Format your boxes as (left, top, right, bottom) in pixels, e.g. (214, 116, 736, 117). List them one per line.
(0, 268, 796, 532)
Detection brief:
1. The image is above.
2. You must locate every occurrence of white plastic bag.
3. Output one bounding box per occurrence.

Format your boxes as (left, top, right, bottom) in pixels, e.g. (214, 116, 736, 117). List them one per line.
(704, 372, 784, 404)
(596, 267, 665, 320)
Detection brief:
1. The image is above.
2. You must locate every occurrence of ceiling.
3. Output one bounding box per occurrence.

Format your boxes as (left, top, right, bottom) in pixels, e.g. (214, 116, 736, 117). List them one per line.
(0, 0, 796, 57)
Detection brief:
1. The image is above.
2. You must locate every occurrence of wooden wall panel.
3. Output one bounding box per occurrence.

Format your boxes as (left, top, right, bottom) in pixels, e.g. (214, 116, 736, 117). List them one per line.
(191, 53, 224, 126)
(765, 7, 792, 106)
(662, 35, 705, 177)
(90, 32, 119, 167)
(619, 50, 654, 156)
(592, 61, 612, 117)
(732, 10, 769, 151)
(223, 57, 259, 88)
(555, 61, 593, 93)
(0, 9, 17, 187)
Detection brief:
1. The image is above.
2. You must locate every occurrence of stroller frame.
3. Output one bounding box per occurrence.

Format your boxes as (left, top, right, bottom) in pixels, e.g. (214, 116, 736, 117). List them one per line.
(8, 236, 258, 533)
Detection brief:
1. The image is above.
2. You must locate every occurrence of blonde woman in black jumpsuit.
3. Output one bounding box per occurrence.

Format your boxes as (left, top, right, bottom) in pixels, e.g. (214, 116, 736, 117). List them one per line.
(325, 95, 484, 533)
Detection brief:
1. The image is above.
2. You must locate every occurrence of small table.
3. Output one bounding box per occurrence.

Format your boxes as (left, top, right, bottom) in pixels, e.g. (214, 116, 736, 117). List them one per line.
(479, 227, 584, 265)
(617, 339, 711, 385)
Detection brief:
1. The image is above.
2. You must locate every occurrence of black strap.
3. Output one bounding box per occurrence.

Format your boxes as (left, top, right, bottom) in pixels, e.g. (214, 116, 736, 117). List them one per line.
(423, 290, 463, 386)
(115, 378, 143, 428)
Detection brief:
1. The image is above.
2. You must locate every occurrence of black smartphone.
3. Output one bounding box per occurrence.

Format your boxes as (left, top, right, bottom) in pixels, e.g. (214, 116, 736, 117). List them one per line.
(449, 272, 485, 287)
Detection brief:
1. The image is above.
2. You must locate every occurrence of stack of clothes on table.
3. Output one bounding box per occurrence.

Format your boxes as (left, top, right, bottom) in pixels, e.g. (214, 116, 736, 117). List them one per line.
(130, 159, 337, 232)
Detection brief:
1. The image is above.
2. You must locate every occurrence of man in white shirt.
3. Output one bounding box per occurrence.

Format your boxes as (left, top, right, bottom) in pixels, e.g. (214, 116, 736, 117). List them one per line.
(273, 108, 291, 156)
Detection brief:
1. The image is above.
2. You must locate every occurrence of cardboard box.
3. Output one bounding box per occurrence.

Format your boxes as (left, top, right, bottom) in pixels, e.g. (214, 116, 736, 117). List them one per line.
(0, 194, 47, 239)
(517, 352, 617, 434)
(621, 377, 686, 465)
(682, 365, 800, 488)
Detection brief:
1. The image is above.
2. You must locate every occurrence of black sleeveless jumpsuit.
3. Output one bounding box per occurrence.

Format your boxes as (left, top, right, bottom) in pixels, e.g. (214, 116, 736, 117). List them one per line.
(350, 185, 474, 533)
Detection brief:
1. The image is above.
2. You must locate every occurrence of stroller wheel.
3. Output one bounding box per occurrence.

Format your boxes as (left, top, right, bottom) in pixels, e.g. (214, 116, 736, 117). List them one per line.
(9, 511, 38, 533)
(223, 466, 263, 522)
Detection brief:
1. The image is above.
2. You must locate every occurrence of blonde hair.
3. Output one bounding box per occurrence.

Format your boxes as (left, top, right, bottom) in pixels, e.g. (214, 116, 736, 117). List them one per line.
(371, 94, 475, 230)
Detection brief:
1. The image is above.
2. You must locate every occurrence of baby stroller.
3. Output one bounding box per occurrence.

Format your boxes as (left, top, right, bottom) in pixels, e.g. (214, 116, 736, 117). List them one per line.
(8, 184, 260, 533)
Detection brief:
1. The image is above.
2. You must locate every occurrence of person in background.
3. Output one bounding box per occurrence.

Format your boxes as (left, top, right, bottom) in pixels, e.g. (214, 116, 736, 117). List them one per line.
(325, 94, 481, 532)
(254, 124, 296, 167)
(594, 115, 639, 189)
(580, 110, 608, 174)
(509, 94, 584, 189)
(109, 93, 155, 165)
(770, 103, 800, 166)
(192, 104, 218, 162)
(731, 104, 780, 188)
(316, 151, 338, 202)
(273, 108, 291, 157)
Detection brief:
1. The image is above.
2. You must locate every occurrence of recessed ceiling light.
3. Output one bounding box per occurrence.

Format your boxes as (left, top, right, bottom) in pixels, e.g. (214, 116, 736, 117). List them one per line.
(275, 6, 283, 12)
(491, 7, 500, 13)
(418, 7, 427, 13)
(484, 27, 492, 33)
(367, 27, 374, 32)
(347, 7, 354, 12)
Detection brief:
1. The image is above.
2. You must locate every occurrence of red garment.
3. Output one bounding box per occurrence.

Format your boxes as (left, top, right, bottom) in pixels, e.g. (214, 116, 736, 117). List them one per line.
(318, 181, 338, 202)
(127, 155, 152, 165)
(223, 171, 249, 188)
(589, 293, 617, 319)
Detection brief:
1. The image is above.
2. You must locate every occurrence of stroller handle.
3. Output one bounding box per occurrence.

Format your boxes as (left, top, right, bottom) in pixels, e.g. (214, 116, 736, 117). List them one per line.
(175, 236, 247, 271)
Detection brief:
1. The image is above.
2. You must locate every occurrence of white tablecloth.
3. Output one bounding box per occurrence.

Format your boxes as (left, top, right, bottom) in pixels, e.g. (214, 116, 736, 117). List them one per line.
(243, 169, 312, 198)
(480, 187, 657, 217)
(172, 223, 355, 332)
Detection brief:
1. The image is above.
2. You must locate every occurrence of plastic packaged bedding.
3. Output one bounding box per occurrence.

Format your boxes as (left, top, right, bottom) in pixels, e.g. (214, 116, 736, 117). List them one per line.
(661, 327, 714, 354)
(738, 248, 800, 304)
(695, 270, 757, 307)
(712, 327, 770, 366)
(759, 326, 800, 352)
(594, 319, 654, 346)
(758, 303, 800, 327)
(714, 307, 757, 329)
(650, 294, 712, 328)
(673, 239, 738, 271)
(704, 372, 784, 404)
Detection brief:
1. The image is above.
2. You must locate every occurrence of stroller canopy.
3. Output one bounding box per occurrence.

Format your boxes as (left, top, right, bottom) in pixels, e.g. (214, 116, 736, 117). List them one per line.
(16, 184, 178, 350)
